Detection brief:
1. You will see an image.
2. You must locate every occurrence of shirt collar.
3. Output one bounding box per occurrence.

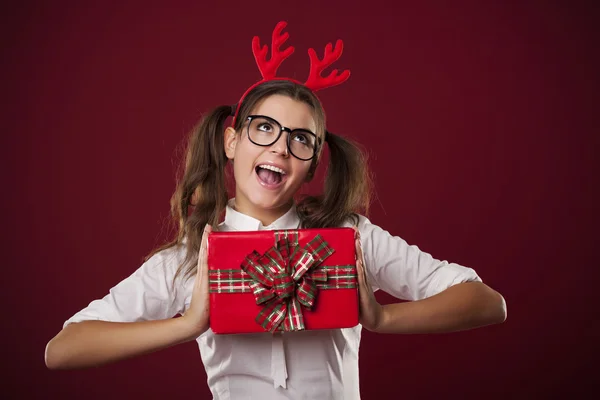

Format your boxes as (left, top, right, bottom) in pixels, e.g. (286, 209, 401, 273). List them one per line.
(223, 198, 300, 231)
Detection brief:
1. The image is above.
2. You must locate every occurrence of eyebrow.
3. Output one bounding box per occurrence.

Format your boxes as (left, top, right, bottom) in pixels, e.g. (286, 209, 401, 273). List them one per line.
(257, 114, 316, 133)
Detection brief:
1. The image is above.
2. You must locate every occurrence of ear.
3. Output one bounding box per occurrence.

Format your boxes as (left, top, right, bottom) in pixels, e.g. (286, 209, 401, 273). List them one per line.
(305, 161, 319, 182)
(306, 139, 325, 181)
(224, 127, 238, 160)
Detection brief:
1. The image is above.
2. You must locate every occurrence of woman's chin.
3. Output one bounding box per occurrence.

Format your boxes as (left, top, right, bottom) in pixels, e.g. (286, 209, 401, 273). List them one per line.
(236, 180, 299, 213)
(244, 192, 291, 212)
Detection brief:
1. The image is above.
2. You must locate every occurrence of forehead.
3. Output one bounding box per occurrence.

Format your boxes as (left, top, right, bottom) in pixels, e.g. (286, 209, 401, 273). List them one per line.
(251, 94, 317, 132)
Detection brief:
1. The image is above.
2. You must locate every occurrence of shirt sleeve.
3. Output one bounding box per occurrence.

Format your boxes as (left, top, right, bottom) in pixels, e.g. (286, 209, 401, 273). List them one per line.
(62, 246, 191, 329)
(354, 215, 482, 301)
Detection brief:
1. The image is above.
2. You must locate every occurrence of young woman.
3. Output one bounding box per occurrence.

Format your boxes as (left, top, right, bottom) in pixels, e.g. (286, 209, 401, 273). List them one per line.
(45, 22, 506, 400)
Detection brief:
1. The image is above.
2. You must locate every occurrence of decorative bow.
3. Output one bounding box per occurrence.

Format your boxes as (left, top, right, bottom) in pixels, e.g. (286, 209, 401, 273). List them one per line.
(241, 231, 333, 332)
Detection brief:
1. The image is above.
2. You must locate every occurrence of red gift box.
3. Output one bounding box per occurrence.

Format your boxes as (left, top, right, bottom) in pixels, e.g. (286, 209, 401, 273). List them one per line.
(208, 228, 358, 334)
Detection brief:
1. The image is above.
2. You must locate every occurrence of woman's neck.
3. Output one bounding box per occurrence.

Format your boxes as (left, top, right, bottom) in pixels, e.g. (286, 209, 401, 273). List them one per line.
(232, 197, 294, 227)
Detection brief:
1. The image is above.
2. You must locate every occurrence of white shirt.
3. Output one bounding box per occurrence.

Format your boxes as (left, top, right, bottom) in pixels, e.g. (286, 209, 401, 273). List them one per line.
(64, 199, 481, 399)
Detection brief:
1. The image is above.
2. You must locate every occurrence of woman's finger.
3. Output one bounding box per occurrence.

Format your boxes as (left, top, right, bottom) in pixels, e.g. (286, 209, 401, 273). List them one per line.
(353, 228, 368, 285)
(353, 226, 364, 258)
(355, 238, 365, 286)
(197, 224, 212, 279)
(355, 234, 374, 299)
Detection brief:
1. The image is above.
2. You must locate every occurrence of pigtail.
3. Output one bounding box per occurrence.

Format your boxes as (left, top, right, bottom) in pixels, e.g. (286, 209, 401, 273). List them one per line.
(297, 132, 373, 228)
(145, 105, 232, 285)
(177, 105, 231, 235)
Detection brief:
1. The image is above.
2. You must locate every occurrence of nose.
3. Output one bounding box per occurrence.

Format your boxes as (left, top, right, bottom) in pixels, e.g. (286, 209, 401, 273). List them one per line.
(269, 130, 289, 157)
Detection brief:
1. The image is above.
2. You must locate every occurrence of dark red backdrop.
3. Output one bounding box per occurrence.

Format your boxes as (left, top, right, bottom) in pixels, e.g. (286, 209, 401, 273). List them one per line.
(3, 1, 598, 399)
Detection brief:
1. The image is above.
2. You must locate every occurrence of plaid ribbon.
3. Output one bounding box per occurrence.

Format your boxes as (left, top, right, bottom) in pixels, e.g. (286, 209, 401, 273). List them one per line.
(209, 230, 357, 332)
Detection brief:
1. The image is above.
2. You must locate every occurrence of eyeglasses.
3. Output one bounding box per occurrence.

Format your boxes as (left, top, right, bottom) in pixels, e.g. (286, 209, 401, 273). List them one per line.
(245, 115, 320, 161)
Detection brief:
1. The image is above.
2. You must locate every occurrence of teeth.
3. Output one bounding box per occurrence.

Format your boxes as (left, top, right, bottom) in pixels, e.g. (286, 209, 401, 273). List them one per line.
(257, 164, 286, 175)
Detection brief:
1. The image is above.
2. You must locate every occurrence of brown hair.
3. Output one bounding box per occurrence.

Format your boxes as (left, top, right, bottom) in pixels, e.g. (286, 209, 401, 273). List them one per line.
(146, 80, 372, 286)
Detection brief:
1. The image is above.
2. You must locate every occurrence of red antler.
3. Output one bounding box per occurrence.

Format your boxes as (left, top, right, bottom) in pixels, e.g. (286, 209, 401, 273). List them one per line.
(252, 21, 295, 80)
(304, 39, 351, 91)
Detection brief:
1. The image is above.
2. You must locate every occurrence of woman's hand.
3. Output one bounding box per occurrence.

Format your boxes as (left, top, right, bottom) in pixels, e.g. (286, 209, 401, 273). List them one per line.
(181, 224, 212, 339)
(354, 227, 384, 332)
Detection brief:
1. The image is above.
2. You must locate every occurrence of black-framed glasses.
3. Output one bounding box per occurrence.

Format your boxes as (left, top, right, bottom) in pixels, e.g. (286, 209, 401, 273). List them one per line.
(245, 115, 320, 161)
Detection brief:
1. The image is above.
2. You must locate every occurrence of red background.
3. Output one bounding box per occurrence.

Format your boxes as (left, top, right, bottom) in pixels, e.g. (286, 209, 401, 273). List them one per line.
(3, 1, 598, 399)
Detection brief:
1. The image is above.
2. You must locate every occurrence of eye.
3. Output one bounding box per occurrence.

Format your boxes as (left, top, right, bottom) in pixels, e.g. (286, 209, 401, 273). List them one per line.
(256, 122, 273, 132)
(293, 133, 308, 144)
(292, 131, 315, 147)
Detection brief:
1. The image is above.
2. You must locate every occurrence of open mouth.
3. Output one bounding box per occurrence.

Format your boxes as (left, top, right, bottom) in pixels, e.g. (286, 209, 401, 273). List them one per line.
(255, 164, 287, 187)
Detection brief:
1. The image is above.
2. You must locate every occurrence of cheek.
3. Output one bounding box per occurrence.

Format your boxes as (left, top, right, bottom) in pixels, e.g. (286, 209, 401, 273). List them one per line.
(291, 161, 312, 182)
(233, 137, 260, 170)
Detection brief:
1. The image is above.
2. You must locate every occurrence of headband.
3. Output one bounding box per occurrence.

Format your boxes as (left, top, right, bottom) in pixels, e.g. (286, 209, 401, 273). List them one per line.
(231, 21, 351, 127)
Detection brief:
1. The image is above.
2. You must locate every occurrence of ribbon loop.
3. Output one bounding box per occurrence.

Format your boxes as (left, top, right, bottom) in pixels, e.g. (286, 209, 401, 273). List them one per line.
(296, 276, 317, 308)
(242, 250, 274, 287)
(240, 231, 335, 332)
(274, 273, 294, 299)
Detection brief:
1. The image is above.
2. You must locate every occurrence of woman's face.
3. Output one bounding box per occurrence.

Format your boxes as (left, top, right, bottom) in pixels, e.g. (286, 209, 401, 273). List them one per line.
(224, 94, 318, 219)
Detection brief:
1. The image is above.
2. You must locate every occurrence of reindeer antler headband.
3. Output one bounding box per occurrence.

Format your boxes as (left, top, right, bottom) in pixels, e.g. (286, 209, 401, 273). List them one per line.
(231, 21, 351, 126)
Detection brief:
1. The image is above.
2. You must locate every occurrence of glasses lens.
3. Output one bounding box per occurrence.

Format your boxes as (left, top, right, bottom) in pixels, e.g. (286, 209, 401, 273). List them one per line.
(289, 131, 317, 160)
(248, 117, 279, 145)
